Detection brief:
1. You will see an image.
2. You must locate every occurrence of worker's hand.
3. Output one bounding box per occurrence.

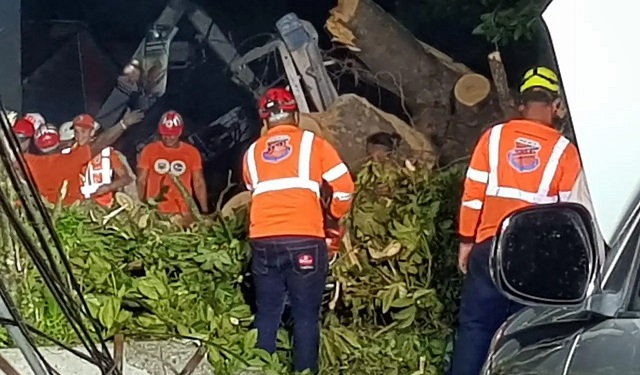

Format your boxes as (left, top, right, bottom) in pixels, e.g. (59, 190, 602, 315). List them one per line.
(325, 226, 344, 255)
(91, 185, 112, 197)
(458, 242, 474, 275)
(122, 109, 145, 128)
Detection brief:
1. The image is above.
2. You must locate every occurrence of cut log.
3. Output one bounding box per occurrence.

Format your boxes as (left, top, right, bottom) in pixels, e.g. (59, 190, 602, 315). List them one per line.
(454, 74, 491, 107)
(262, 94, 437, 170)
(487, 51, 517, 117)
(326, 0, 505, 163)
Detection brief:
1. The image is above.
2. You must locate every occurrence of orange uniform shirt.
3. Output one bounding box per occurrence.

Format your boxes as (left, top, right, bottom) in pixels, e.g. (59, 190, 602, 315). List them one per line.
(459, 119, 582, 243)
(138, 141, 202, 214)
(79, 147, 123, 207)
(242, 125, 355, 239)
(24, 145, 92, 205)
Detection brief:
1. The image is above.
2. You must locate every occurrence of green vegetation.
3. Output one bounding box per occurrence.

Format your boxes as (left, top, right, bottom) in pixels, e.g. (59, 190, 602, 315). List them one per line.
(1, 161, 464, 375)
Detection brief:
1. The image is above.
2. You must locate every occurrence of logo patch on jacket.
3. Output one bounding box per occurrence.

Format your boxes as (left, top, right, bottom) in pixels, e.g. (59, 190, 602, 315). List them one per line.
(262, 135, 292, 163)
(507, 137, 541, 173)
(297, 254, 315, 270)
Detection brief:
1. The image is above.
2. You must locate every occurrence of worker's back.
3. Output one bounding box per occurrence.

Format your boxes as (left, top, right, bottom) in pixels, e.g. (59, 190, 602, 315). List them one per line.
(470, 119, 581, 242)
(244, 125, 331, 239)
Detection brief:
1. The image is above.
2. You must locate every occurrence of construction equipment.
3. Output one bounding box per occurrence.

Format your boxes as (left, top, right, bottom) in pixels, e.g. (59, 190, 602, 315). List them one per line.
(96, 0, 338, 128)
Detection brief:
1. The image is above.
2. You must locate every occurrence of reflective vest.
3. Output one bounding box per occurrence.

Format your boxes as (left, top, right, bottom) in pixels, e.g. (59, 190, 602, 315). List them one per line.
(458, 120, 581, 243)
(246, 131, 320, 197)
(243, 126, 354, 239)
(80, 148, 113, 206)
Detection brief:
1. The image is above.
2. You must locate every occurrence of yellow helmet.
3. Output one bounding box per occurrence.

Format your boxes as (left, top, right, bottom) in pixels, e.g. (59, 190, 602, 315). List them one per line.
(519, 66, 560, 93)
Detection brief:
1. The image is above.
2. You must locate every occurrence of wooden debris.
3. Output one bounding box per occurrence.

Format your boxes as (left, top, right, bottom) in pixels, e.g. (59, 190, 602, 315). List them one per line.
(488, 51, 517, 117)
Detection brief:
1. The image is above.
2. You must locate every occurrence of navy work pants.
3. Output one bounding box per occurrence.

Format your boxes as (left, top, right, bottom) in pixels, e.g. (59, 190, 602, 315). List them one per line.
(449, 238, 524, 375)
(250, 236, 328, 374)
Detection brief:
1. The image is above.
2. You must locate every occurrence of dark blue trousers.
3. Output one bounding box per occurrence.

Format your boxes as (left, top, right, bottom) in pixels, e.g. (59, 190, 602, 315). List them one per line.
(449, 239, 524, 375)
(250, 236, 328, 374)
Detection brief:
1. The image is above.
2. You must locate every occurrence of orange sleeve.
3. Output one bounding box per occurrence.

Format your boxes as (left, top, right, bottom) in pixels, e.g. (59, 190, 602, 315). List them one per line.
(190, 146, 203, 171)
(138, 145, 152, 170)
(319, 138, 354, 220)
(458, 128, 491, 243)
(554, 141, 582, 200)
(110, 149, 124, 170)
(242, 147, 253, 191)
(65, 145, 92, 169)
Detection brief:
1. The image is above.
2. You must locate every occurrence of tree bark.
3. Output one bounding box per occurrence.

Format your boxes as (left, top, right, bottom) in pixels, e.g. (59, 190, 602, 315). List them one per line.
(261, 94, 437, 170)
(326, 0, 505, 164)
(487, 51, 517, 118)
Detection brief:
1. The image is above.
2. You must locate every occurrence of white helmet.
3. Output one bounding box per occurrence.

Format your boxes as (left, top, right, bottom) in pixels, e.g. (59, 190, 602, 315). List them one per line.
(59, 121, 75, 142)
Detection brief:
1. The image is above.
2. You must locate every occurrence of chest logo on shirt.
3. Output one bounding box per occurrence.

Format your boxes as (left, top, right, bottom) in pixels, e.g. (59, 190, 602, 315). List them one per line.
(507, 137, 541, 173)
(154, 159, 170, 174)
(262, 135, 292, 163)
(170, 160, 187, 176)
(154, 158, 187, 176)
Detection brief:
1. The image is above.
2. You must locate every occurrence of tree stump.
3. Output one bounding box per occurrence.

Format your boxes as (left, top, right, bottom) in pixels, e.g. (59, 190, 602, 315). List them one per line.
(325, 0, 506, 163)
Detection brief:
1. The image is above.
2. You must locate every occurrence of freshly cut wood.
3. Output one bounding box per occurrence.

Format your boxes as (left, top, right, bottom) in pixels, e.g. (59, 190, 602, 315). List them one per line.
(454, 74, 491, 107)
(221, 191, 252, 218)
(326, 0, 506, 163)
(488, 51, 517, 117)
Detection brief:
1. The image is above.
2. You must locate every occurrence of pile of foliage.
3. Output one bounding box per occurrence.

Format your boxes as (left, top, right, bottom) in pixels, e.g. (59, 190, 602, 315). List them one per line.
(1, 160, 464, 375)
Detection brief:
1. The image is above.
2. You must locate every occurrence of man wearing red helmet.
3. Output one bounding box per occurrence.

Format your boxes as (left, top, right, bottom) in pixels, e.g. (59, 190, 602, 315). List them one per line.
(242, 87, 354, 374)
(12, 118, 36, 153)
(10, 113, 45, 153)
(24, 110, 144, 205)
(67, 114, 134, 207)
(137, 110, 208, 215)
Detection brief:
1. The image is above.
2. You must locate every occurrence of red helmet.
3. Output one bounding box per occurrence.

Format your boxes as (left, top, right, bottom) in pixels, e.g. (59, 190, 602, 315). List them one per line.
(34, 124, 60, 152)
(158, 110, 184, 136)
(12, 119, 35, 139)
(258, 88, 298, 120)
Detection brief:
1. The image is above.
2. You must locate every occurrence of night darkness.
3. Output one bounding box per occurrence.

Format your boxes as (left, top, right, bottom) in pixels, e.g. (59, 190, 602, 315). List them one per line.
(15, 0, 552, 202)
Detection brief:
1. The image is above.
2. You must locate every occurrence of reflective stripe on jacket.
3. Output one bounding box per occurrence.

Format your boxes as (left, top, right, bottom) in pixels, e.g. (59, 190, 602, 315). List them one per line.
(459, 119, 582, 243)
(243, 125, 354, 239)
(80, 148, 113, 206)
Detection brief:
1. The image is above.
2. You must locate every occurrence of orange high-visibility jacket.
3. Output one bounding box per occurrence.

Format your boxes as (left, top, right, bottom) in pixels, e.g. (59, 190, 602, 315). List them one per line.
(459, 119, 582, 243)
(242, 125, 355, 239)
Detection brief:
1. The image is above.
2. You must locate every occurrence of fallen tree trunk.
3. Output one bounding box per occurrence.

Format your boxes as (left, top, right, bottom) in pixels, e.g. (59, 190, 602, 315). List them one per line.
(262, 94, 437, 169)
(326, 0, 506, 164)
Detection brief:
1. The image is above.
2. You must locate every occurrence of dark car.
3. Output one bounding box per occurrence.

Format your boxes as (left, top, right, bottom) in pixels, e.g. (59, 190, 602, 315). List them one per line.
(481, 195, 640, 374)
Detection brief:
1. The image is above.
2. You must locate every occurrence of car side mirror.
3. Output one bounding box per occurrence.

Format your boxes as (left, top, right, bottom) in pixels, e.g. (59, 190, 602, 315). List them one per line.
(490, 203, 598, 307)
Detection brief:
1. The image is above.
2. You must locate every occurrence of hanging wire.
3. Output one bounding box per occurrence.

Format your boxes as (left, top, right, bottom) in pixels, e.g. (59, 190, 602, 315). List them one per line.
(0, 98, 118, 374)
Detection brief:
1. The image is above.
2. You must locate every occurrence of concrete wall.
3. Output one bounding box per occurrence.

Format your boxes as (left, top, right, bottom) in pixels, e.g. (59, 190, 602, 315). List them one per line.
(0, 339, 214, 375)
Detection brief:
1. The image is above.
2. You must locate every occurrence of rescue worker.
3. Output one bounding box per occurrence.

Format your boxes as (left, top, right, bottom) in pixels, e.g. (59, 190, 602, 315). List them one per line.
(137, 111, 209, 215)
(242, 88, 354, 374)
(449, 70, 584, 375)
(24, 110, 144, 205)
(12, 118, 36, 153)
(70, 114, 133, 207)
(60, 119, 138, 200)
(11, 113, 46, 153)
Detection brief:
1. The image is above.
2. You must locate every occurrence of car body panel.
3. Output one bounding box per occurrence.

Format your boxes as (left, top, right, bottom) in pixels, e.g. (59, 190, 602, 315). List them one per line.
(488, 312, 640, 375)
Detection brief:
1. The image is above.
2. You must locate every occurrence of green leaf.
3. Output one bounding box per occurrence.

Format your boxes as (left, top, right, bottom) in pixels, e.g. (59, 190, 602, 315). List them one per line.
(244, 329, 258, 352)
(393, 305, 417, 321)
(99, 297, 120, 330)
(390, 297, 414, 309)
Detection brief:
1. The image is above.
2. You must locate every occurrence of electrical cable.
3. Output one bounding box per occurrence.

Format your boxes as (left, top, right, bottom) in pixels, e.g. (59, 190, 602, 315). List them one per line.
(0, 100, 119, 374)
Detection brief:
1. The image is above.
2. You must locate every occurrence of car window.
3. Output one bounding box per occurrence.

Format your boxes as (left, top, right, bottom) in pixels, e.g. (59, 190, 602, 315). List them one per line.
(603, 194, 640, 293)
